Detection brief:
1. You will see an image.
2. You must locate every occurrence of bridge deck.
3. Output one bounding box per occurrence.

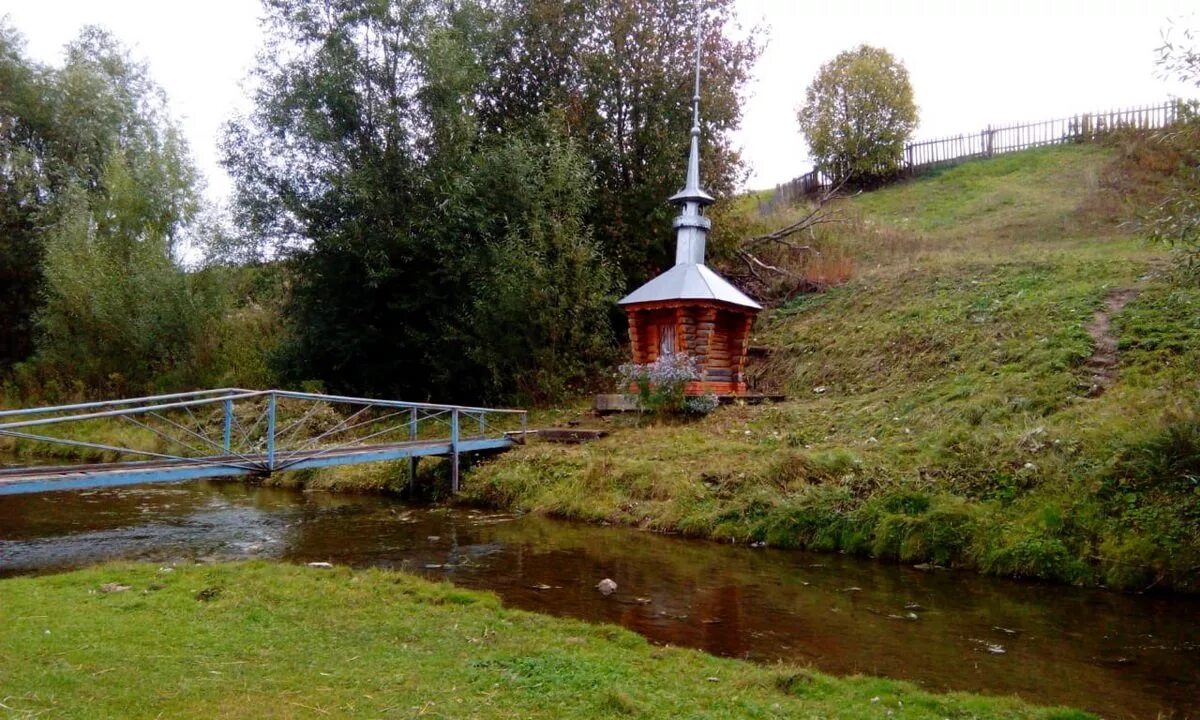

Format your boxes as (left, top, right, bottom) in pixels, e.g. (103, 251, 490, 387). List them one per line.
(0, 436, 514, 495)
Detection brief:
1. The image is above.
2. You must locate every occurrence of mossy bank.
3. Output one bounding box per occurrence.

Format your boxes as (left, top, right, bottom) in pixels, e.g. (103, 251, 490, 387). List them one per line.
(0, 562, 1091, 719)
(467, 144, 1200, 593)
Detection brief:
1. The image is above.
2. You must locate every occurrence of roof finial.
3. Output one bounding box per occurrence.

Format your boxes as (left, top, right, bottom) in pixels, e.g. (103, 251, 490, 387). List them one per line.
(669, 10, 714, 265)
(673, 14, 712, 207)
(684, 23, 703, 194)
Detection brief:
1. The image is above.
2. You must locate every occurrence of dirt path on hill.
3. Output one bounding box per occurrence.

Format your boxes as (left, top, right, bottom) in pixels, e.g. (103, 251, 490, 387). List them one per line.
(1083, 288, 1139, 396)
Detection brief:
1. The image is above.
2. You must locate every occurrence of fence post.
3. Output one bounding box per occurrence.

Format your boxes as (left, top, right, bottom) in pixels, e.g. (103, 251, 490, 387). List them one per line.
(408, 406, 418, 495)
(266, 392, 277, 472)
(521, 411, 528, 444)
(985, 125, 993, 157)
(222, 397, 233, 454)
(904, 144, 913, 175)
(450, 408, 460, 494)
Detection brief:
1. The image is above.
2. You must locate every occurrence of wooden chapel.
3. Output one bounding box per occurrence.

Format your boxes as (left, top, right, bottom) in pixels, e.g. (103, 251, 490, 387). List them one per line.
(617, 38, 761, 396)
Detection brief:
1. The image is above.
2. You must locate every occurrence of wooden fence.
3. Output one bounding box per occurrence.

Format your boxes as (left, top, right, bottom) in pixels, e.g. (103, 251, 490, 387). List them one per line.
(760, 100, 1188, 215)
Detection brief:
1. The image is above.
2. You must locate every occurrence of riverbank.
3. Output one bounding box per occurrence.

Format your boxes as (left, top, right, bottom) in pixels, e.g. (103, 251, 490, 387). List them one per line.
(4, 145, 1196, 596)
(466, 145, 1200, 593)
(0, 561, 1090, 719)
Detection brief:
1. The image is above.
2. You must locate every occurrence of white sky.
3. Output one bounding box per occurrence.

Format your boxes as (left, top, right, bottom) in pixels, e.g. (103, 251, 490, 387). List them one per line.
(2, 0, 1195, 200)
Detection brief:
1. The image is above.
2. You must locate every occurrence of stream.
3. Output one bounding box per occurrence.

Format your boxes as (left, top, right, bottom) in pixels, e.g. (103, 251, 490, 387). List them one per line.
(0, 480, 1196, 719)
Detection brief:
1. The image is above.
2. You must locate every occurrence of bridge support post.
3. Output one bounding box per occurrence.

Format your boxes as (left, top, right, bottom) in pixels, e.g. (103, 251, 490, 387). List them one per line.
(266, 392, 277, 472)
(450, 408, 460, 494)
(222, 398, 233, 454)
(408, 407, 418, 495)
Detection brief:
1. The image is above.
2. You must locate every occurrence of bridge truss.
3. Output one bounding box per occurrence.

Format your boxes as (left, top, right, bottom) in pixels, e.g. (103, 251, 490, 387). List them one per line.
(0, 389, 527, 495)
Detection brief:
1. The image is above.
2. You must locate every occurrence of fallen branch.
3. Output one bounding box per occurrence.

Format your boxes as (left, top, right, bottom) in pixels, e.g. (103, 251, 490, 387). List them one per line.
(726, 174, 856, 303)
(745, 175, 853, 250)
(736, 248, 797, 280)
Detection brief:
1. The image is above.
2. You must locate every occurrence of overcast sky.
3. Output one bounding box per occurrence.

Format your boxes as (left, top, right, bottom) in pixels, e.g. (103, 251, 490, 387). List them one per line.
(2, 0, 1195, 202)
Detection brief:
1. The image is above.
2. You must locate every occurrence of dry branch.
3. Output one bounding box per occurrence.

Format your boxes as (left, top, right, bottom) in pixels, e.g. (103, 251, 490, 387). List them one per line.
(728, 176, 853, 301)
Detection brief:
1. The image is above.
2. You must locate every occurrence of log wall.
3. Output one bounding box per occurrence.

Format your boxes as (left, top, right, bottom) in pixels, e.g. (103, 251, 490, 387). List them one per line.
(624, 300, 757, 395)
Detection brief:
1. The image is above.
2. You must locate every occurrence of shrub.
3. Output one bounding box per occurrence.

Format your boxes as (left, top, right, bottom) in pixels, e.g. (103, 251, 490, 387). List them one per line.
(683, 393, 720, 416)
(618, 352, 712, 417)
(870, 499, 976, 566)
(981, 535, 1089, 584)
(756, 484, 857, 550)
(1098, 535, 1162, 590)
(1145, 36, 1200, 279)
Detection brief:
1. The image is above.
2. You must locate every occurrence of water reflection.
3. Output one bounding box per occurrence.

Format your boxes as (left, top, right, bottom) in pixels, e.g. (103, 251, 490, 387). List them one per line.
(0, 481, 1196, 719)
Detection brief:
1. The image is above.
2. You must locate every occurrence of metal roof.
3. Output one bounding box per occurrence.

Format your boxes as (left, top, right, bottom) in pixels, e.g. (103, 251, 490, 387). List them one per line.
(618, 263, 762, 310)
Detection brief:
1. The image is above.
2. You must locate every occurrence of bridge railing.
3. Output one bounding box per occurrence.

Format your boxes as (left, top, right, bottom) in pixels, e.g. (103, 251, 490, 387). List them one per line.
(0, 389, 527, 492)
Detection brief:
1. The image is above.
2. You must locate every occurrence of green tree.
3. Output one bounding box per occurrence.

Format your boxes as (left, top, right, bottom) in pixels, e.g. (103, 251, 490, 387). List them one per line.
(224, 0, 617, 402)
(0, 23, 212, 394)
(480, 0, 760, 288)
(797, 45, 918, 185)
(37, 32, 212, 392)
(37, 175, 212, 393)
(1147, 26, 1200, 278)
(0, 24, 55, 368)
(468, 121, 618, 402)
(224, 0, 481, 399)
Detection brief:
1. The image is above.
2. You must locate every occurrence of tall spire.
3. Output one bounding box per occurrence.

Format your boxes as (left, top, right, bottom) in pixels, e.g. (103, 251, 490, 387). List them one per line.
(617, 10, 761, 313)
(670, 15, 714, 266)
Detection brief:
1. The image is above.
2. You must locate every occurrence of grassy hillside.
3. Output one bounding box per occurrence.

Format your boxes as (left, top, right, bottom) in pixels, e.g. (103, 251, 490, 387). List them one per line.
(468, 144, 1200, 592)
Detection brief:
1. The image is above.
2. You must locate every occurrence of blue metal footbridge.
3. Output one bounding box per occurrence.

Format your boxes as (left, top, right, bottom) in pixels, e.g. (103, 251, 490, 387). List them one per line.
(0, 389, 527, 496)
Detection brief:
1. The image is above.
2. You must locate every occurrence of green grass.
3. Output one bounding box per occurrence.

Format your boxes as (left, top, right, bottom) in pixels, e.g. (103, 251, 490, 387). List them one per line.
(0, 562, 1091, 719)
(0, 417, 166, 463)
(852, 145, 1113, 236)
(468, 144, 1200, 592)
